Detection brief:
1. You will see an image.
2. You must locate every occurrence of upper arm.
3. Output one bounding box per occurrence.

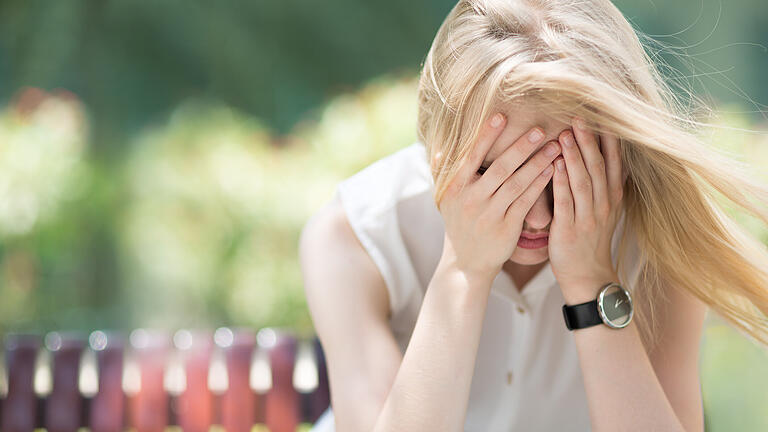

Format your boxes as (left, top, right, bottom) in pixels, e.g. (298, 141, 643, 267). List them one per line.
(647, 280, 708, 432)
(299, 194, 403, 432)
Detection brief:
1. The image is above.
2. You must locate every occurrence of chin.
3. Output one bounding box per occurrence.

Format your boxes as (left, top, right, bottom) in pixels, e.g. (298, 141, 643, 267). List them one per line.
(508, 245, 550, 265)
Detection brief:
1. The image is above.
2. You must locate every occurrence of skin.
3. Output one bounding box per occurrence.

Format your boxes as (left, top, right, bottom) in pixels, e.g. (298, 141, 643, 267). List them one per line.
(436, 103, 625, 302)
(481, 105, 624, 291)
(484, 109, 706, 431)
(550, 116, 706, 432)
(440, 106, 707, 431)
(481, 106, 570, 289)
(301, 105, 707, 431)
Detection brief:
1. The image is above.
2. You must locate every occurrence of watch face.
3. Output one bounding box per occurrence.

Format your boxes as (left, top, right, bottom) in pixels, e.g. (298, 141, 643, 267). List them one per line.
(598, 284, 633, 328)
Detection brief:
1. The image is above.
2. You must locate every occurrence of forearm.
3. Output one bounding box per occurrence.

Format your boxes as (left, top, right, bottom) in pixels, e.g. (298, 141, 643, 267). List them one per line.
(564, 279, 687, 432)
(372, 259, 493, 432)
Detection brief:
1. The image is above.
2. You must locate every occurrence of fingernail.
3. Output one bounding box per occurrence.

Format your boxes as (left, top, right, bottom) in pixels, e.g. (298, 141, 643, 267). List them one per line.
(490, 113, 504, 128)
(556, 159, 565, 171)
(562, 132, 575, 148)
(546, 142, 560, 156)
(528, 128, 544, 143)
(574, 117, 586, 130)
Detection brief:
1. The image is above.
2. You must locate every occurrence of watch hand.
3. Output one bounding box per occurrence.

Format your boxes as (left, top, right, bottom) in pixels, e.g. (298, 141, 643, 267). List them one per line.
(615, 298, 624, 308)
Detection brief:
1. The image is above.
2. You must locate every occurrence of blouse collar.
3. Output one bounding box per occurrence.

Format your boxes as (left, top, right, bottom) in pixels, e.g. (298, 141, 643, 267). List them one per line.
(491, 260, 557, 310)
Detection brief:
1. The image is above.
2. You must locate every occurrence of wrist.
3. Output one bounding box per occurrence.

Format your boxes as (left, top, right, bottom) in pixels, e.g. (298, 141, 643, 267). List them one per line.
(438, 239, 500, 289)
(562, 280, 634, 331)
(436, 258, 496, 290)
(432, 256, 496, 303)
(561, 272, 620, 304)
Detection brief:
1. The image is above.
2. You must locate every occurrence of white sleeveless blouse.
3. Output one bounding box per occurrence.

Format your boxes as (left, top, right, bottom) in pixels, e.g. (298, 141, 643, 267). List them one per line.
(311, 142, 644, 432)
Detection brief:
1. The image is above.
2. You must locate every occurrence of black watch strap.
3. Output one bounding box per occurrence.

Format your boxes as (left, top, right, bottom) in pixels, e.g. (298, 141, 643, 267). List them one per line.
(562, 300, 603, 330)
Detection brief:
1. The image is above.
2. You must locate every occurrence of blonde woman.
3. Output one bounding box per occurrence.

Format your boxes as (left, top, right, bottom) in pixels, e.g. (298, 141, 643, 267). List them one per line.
(299, 0, 768, 431)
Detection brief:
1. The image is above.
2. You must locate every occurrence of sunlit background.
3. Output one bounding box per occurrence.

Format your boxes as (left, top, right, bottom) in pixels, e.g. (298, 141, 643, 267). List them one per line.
(0, 0, 767, 430)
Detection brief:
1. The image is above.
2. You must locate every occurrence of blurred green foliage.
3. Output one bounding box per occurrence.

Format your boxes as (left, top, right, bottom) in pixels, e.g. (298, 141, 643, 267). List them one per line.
(1, 71, 767, 431)
(0, 74, 418, 335)
(0, 0, 767, 429)
(117, 75, 417, 334)
(701, 317, 768, 431)
(0, 0, 450, 151)
(2, 0, 768, 148)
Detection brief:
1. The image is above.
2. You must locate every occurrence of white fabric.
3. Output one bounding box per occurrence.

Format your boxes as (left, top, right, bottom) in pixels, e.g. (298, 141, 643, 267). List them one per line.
(311, 142, 644, 431)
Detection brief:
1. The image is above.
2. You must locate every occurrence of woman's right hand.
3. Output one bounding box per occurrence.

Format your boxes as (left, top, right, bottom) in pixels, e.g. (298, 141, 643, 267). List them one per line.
(436, 112, 562, 283)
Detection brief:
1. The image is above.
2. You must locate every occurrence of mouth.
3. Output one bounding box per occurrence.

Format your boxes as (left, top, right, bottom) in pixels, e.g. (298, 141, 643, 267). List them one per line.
(517, 232, 549, 249)
(520, 231, 549, 240)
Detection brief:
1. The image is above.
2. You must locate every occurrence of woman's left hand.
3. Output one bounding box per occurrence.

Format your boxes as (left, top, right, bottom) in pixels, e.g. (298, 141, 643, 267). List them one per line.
(548, 117, 627, 304)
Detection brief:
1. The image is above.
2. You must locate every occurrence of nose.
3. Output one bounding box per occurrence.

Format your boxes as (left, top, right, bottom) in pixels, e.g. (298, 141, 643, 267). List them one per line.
(523, 184, 552, 232)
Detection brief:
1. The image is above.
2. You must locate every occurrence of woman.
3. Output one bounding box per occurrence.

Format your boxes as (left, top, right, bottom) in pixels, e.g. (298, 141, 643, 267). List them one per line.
(299, 1, 768, 431)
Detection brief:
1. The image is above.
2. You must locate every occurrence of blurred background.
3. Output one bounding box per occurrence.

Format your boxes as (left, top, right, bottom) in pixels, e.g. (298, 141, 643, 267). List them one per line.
(0, 0, 767, 430)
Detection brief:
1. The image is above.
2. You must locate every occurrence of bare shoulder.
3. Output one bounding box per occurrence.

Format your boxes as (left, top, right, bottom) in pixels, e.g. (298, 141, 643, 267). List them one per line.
(299, 193, 391, 321)
(640, 274, 708, 358)
(299, 194, 402, 431)
(654, 279, 708, 344)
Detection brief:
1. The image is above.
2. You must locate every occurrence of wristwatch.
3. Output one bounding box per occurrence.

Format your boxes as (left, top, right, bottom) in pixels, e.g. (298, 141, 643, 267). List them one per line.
(562, 282, 633, 330)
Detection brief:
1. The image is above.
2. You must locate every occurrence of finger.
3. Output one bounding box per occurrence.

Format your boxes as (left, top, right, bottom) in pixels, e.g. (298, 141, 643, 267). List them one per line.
(552, 156, 574, 225)
(572, 117, 609, 215)
(505, 162, 555, 222)
(491, 140, 561, 218)
(455, 112, 507, 188)
(558, 128, 593, 222)
(474, 126, 547, 198)
(601, 130, 624, 204)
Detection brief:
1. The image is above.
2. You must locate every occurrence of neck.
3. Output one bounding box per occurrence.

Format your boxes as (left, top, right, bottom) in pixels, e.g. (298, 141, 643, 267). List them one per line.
(502, 260, 548, 293)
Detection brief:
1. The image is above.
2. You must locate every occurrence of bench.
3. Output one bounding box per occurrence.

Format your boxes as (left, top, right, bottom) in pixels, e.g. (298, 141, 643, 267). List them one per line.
(0, 327, 330, 431)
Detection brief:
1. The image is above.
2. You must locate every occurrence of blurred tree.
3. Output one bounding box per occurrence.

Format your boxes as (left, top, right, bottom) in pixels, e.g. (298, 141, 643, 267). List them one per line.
(0, 0, 450, 156)
(1, 0, 766, 158)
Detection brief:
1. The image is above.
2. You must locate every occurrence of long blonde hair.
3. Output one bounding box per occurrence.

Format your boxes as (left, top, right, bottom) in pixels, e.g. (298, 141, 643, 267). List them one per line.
(416, 0, 768, 352)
